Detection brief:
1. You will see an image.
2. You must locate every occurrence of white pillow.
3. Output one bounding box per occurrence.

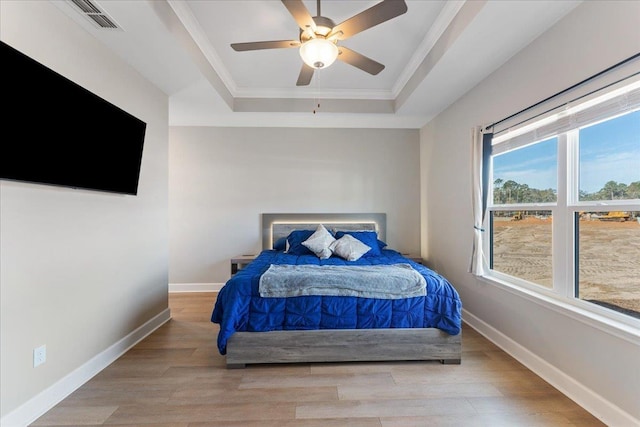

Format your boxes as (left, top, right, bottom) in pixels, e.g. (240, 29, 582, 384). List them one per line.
(329, 234, 371, 261)
(302, 224, 336, 259)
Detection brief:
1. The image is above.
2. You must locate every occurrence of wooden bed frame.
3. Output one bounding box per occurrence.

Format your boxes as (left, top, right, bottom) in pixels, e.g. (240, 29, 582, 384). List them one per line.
(224, 213, 461, 368)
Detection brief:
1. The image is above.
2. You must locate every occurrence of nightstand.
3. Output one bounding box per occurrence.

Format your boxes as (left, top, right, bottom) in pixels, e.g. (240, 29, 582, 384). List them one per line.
(402, 254, 423, 264)
(230, 254, 257, 275)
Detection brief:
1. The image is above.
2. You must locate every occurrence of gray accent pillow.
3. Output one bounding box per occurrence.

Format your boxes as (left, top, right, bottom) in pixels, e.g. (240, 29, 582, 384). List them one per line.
(329, 234, 371, 261)
(302, 224, 336, 259)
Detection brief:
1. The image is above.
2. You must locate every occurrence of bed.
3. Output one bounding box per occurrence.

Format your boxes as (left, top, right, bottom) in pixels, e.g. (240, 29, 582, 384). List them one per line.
(211, 213, 462, 368)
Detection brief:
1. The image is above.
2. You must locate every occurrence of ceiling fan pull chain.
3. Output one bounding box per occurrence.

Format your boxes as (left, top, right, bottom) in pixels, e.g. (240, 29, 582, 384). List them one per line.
(313, 70, 321, 114)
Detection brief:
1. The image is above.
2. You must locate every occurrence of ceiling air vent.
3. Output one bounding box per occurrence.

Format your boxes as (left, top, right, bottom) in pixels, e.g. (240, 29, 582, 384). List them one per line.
(69, 0, 121, 30)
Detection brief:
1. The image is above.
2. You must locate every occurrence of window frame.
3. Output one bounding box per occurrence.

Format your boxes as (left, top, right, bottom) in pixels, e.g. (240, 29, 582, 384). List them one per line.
(483, 83, 640, 332)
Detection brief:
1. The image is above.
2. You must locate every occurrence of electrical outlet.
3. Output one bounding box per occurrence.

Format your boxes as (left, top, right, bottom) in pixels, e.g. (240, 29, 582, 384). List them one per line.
(34, 345, 46, 367)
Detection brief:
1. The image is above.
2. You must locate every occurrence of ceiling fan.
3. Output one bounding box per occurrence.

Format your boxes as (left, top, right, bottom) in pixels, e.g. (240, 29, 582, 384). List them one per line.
(230, 0, 408, 86)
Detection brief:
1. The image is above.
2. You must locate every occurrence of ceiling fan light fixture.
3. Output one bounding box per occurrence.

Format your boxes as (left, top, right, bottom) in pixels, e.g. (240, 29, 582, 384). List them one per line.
(299, 38, 338, 69)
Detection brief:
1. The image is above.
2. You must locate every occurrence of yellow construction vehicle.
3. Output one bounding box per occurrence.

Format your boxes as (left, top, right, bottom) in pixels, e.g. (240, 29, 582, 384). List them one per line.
(597, 211, 630, 222)
(512, 211, 523, 221)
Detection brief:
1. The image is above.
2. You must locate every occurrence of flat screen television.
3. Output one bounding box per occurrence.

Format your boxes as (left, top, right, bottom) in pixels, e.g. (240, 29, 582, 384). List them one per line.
(0, 41, 146, 195)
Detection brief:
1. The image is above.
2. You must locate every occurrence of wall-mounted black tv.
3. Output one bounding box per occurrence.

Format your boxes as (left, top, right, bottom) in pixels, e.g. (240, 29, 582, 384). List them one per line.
(0, 41, 146, 195)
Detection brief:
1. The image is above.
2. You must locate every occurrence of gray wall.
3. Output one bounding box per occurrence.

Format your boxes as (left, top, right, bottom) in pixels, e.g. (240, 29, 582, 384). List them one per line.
(0, 0, 169, 419)
(169, 127, 420, 284)
(420, 1, 640, 423)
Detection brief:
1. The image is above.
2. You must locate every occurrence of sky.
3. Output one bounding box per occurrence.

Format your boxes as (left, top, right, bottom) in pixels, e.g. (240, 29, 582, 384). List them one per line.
(493, 110, 640, 194)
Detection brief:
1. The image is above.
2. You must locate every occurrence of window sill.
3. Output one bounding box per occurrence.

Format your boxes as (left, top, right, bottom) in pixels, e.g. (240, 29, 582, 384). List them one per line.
(477, 273, 640, 345)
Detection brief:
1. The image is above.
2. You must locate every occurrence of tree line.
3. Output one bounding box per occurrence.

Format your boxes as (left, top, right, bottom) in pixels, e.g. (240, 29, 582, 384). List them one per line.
(493, 179, 640, 204)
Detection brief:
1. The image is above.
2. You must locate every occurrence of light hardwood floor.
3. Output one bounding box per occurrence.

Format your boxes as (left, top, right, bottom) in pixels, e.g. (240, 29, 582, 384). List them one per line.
(32, 292, 604, 426)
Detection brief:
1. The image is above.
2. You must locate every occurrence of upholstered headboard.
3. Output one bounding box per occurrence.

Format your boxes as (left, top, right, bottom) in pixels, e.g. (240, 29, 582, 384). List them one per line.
(261, 213, 386, 250)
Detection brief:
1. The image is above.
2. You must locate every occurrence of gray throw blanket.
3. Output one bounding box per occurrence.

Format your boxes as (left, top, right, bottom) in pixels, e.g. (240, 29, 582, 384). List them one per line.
(259, 263, 426, 299)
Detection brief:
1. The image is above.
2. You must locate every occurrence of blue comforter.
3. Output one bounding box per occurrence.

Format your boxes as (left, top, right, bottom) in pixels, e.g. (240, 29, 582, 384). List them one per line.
(211, 249, 462, 355)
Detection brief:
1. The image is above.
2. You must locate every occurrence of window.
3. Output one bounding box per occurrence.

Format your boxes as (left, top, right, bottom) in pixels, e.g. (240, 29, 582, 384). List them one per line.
(579, 112, 640, 201)
(576, 210, 640, 317)
(493, 137, 558, 204)
(490, 209, 553, 288)
(485, 80, 640, 323)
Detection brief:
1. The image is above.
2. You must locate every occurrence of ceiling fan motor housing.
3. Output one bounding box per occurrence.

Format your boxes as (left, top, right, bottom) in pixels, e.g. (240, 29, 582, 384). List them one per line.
(300, 16, 336, 41)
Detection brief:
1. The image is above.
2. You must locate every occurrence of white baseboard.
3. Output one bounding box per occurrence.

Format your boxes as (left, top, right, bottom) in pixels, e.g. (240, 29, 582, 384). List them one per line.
(462, 309, 639, 427)
(0, 308, 171, 427)
(168, 282, 224, 293)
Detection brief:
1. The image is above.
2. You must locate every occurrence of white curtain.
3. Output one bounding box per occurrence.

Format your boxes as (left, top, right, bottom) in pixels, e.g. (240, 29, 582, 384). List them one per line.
(469, 126, 491, 276)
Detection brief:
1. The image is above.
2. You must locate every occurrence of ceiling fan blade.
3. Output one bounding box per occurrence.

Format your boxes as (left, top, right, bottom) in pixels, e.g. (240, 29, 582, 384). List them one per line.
(328, 0, 407, 40)
(337, 46, 385, 75)
(281, 0, 316, 33)
(296, 63, 314, 86)
(231, 40, 300, 51)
